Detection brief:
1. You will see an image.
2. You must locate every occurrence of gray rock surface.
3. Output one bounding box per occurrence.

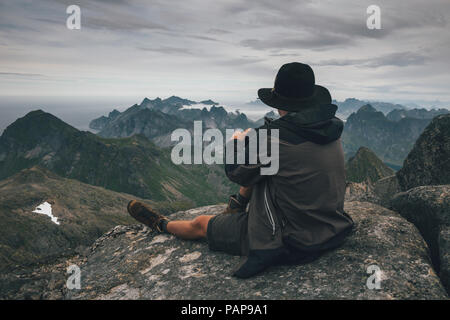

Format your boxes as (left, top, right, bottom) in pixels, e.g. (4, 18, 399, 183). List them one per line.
(57, 203, 448, 300)
(345, 175, 400, 208)
(390, 185, 450, 293)
(373, 175, 401, 207)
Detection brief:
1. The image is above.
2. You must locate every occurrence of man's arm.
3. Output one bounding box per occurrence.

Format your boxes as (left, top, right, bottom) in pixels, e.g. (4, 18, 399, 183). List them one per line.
(224, 128, 267, 187)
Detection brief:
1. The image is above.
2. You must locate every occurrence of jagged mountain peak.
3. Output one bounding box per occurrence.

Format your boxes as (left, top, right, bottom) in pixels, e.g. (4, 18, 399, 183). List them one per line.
(162, 95, 196, 106)
(347, 104, 386, 122)
(8, 109, 67, 126)
(108, 109, 120, 117)
(397, 114, 450, 190)
(200, 99, 219, 105)
(346, 146, 394, 183)
(89, 96, 257, 148)
(0, 109, 78, 144)
(357, 104, 378, 113)
(387, 108, 449, 122)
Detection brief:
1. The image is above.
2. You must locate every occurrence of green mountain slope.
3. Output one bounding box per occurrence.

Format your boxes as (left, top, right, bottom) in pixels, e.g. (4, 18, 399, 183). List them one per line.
(0, 110, 233, 205)
(345, 146, 394, 183)
(0, 166, 143, 271)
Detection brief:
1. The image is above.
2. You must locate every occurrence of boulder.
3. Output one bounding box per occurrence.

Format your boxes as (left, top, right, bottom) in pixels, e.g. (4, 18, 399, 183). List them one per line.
(373, 175, 401, 207)
(57, 203, 447, 300)
(397, 114, 450, 191)
(345, 175, 401, 208)
(390, 185, 450, 292)
(345, 182, 380, 204)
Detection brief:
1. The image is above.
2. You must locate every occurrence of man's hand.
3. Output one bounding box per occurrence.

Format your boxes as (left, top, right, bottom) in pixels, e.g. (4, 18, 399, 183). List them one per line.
(231, 128, 251, 141)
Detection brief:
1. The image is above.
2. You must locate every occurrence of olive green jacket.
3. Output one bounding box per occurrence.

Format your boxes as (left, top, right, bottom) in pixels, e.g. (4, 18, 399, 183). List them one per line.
(225, 104, 354, 278)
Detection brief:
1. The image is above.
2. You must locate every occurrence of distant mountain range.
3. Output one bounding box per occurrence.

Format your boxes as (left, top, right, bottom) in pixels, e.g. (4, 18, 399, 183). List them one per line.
(341, 104, 449, 167)
(333, 98, 408, 119)
(91, 96, 449, 168)
(246, 99, 266, 106)
(386, 108, 450, 121)
(90, 96, 256, 148)
(0, 110, 234, 205)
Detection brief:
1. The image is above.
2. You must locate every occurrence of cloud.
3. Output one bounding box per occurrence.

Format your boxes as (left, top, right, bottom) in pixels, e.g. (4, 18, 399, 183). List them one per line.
(315, 52, 428, 68)
(137, 46, 193, 55)
(0, 72, 45, 77)
(0, 0, 449, 102)
(84, 16, 168, 32)
(186, 34, 220, 42)
(240, 33, 355, 51)
(207, 28, 232, 35)
(215, 57, 264, 66)
(365, 52, 427, 68)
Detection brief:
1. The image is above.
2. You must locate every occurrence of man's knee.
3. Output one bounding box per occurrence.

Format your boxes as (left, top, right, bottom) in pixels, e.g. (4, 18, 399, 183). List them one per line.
(190, 215, 211, 236)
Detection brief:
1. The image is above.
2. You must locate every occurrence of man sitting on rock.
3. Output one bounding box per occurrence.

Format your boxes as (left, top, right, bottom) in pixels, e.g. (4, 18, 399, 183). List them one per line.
(128, 62, 354, 278)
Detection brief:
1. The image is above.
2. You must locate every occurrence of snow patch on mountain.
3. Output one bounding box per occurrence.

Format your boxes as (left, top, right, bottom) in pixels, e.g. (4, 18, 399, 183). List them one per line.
(33, 201, 59, 225)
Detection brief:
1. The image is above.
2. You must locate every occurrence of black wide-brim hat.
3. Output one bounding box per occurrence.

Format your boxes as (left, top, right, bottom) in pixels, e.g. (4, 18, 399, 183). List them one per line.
(258, 62, 331, 112)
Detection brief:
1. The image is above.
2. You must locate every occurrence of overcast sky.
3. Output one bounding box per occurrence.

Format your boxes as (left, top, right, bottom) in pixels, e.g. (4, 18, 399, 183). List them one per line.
(0, 0, 449, 104)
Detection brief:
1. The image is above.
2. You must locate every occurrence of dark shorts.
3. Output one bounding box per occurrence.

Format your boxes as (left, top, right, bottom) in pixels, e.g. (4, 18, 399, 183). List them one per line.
(206, 211, 248, 256)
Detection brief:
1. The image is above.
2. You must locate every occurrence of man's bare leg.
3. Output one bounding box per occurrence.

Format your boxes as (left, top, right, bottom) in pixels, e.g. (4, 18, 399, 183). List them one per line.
(166, 215, 215, 240)
(166, 187, 251, 238)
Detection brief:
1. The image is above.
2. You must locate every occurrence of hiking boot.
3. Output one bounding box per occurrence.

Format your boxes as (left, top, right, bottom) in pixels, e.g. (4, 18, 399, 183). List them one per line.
(222, 194, 248, 214)
(127, 200, 169, 232)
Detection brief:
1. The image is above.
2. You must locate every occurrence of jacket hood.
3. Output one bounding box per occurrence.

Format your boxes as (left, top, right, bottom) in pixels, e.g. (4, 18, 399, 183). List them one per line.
(270, 104, 344, 145)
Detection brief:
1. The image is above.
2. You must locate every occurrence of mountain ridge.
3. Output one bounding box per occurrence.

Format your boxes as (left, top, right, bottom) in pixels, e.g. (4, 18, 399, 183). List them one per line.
(90, 97, 256, 148)
(341, 104, 437, 166)
(345, 146, 394, 183)
(0, 110, 234, 205)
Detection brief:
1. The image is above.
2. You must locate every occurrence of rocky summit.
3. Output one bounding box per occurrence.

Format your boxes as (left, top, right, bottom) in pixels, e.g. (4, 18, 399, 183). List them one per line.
(6, 203, 445, 300)
(391, 185, 450, 293)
